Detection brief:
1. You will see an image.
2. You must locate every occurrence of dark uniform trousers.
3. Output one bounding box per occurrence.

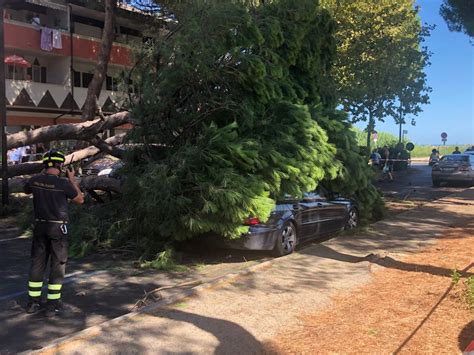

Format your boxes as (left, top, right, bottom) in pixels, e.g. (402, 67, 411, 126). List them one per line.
(28, 222, 68, 303)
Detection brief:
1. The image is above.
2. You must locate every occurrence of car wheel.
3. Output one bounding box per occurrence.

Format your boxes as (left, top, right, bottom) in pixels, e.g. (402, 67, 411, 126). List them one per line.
(432, 180, 440, 187)
(345, 208, 359, 230)
(273, 221, 297, 257)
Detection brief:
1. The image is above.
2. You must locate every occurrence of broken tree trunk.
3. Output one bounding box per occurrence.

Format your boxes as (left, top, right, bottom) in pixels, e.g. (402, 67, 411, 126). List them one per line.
(3, 134, 125, 178)
(7, 111, 130, 149)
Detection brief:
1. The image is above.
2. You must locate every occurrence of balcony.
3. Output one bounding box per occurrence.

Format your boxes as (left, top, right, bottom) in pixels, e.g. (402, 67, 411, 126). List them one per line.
(4, 20, 132, 67)
(6, 79, 126, 115)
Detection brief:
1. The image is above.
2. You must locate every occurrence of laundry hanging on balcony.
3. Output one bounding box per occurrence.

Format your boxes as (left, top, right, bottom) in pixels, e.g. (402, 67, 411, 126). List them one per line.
(52, 30, 62, 49)
(40, 27, 53, 51)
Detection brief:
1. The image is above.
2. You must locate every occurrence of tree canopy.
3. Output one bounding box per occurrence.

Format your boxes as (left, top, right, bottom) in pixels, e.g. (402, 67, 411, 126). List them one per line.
(320, 0, 431, 152)
(124, 0, 337, 243)
(440, 0, 474, 39)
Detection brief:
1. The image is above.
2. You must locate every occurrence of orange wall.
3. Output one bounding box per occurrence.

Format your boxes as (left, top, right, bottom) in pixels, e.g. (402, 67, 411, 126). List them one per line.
(4, 22, 131, 67)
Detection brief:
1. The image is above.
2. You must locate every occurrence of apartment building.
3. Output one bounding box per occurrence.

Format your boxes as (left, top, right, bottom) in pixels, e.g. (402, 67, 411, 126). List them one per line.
(3, 0, 148, 134)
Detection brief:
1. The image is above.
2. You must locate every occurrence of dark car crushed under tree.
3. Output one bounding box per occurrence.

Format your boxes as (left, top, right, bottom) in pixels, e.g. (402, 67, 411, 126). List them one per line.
(219, 188, 358, 257)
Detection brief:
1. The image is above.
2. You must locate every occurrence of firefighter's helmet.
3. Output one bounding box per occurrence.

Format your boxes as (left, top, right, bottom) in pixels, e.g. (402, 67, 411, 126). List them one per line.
(42, 150, 66, 168)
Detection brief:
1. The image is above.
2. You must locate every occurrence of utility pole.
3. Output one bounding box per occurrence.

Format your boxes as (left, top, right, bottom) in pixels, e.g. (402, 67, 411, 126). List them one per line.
(0, 0, 9, 206)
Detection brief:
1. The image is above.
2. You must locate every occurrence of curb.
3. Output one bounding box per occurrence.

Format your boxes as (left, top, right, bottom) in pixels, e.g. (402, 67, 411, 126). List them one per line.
(28, 255, 279, 354)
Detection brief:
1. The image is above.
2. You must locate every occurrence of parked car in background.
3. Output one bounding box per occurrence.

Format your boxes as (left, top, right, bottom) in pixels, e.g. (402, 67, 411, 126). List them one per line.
(221, 188, 359, 256)
(463, 146, 474, 155)
(432, 154, 474, 187)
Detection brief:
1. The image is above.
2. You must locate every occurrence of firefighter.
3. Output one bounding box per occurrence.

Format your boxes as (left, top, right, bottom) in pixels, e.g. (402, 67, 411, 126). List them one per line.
(23, 150, 84, 316)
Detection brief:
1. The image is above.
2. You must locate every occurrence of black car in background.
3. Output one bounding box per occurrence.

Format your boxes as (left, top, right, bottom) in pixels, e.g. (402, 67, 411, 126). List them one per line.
(223, 188, 358, 256)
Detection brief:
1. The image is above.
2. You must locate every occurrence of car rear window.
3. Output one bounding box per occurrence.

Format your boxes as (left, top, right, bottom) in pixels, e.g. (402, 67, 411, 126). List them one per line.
(440, 155, 469, 162)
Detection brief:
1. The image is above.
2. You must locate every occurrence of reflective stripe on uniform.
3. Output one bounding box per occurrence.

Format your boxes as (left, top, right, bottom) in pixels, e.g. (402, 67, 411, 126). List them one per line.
(47, 293, 61, 300)
(28, 281, 43, 288)
(48, 284, 62, 291)
(35, 219, 67, 224)
(42, 157, 64, 162)
(28, 290, 42, 297)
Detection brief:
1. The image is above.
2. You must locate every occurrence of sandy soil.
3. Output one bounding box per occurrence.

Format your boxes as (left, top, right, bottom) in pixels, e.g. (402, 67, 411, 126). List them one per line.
(265, 228, 474, 354)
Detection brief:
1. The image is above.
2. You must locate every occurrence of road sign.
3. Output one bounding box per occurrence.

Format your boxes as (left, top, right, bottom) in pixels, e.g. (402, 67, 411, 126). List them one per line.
(441, 132, 447, 139)
(406, 142, 415, 151)
(403, 130, 408, 135)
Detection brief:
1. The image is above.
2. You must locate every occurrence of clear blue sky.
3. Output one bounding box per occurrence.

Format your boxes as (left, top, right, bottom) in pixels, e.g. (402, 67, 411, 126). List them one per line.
(355, 0, 474, 145)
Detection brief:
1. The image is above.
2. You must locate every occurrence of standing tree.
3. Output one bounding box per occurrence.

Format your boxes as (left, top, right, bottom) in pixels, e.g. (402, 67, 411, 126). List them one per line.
(392, 21, 433, 141)
(321, 0, 431, 153)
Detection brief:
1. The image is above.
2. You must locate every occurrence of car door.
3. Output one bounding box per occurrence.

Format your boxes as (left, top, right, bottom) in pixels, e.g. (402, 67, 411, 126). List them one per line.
(317, 201, 347, 235)
(293, 194, 323, 240)
(294, 192, 324, 240)
(311, 188, 347, 235)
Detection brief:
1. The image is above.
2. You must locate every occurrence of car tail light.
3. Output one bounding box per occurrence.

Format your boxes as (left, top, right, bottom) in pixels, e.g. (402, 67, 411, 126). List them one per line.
(458, 165, 471, 171)
(243, 217, 261, 225)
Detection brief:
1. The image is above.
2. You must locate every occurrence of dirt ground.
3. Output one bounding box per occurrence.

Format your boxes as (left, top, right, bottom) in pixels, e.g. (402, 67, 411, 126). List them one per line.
(265, 227, 474, 354)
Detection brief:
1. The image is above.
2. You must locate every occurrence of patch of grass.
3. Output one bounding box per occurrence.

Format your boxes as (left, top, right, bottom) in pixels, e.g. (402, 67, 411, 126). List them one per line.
(451, 268, 474, 310)
(451, 268, 462, 284)
(173, 302, 188, 309)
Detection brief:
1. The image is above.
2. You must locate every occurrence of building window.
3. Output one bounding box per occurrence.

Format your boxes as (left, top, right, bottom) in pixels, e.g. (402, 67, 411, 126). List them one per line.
(106, 75, 113, 91)
(73, 71, 94, 88)
(106, 75, 120, 91)
(26, 58, 47, 83)
(82, 73, 93, 88)
(6, 65, 26, 80)
(73, 71, 81, 87)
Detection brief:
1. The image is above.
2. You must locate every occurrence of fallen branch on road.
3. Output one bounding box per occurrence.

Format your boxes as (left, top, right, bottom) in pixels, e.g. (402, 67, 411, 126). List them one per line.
(130, 280, 203, 312)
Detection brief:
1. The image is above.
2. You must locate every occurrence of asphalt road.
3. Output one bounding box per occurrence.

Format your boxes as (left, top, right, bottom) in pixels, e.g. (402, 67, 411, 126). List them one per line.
(0, 163, 469, 353)
(374, 162, 467, 201)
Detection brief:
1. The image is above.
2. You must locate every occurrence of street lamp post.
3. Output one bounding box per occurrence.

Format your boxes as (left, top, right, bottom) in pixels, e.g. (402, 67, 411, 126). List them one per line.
(0, 0, 9, 206)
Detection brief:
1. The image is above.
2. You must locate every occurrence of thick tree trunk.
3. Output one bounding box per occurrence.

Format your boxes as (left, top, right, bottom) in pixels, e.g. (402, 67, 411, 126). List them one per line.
(3, 134, 125, 178)
(82, 0, 117, 121)
(7, 111, 130, 149)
